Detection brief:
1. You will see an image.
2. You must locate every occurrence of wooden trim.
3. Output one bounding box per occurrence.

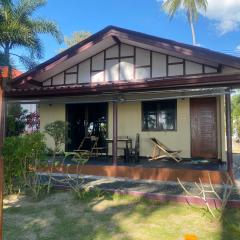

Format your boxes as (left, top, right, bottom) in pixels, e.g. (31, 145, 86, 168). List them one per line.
(65, 72, 77, 75)
(183, 59, 186, 76)
(105, 56, 134, 60)
(0, 77, 5, 240)
(112, 102, 118, 165)
(90, 57, 93, 82)
(91, 70, 103, 73)
(218, 96, 223, 160)
(76, 62, 79, 83)
(166, 55, 169, 77)
(225, 93, 233, 173)
(28, 79, 42, 87)
(150, 51, 153, 79)
(135, 65, 151, 69)
(133, 47, 136, 80)
(168, 61, 184, 65)
(6, 74, 240, 98)
(118, 43, 121, 81)
(103, 50, 106, 82)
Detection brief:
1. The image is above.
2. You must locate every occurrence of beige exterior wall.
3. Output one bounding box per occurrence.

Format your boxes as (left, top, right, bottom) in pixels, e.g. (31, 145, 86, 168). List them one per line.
(38, 96, 226, 160)
(108, 99, 191, 158)
(108, 96, 226, 160)
(39, 103, 66, 151)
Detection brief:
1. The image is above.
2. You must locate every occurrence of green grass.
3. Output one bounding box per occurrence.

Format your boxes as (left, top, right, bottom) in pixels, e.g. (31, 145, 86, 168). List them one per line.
(3, 191, 240, 240)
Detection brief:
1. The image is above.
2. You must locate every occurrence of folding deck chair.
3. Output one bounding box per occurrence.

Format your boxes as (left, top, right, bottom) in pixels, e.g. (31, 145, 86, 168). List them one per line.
(149, 137, 182, 163)
(74, 136, 99, 157)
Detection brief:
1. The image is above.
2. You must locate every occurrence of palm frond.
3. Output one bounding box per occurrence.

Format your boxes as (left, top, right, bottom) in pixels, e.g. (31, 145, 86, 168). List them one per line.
(162, 0, 181, 19)
(30, 18, 63, 43)
(0, 0, 63, 69)
(15, 0, 46, 17)
(162, 0, 208, 21)
(0, 0, 13, 9)
(17, 54, 38, 70)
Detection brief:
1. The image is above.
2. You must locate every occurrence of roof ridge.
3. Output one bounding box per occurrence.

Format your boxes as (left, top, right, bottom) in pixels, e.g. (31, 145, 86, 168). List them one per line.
(12, 25, 240, 86)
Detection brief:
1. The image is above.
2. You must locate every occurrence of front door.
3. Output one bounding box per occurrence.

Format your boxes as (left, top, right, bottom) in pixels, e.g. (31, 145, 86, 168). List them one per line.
(190, 97, 217, 159)
(66, 103, 107, 151)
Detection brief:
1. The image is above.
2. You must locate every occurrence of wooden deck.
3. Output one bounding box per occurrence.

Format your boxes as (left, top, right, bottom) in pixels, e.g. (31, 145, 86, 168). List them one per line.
(38, 157, 229, 184)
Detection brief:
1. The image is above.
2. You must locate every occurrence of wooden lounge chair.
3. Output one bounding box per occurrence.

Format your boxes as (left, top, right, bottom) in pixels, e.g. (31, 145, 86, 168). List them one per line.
(129, 133, 140, 163)
(149, 138, 182, 162)
(74, 136, 99, 157)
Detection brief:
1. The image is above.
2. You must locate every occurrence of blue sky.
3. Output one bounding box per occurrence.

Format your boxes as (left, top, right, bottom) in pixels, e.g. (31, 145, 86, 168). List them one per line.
(16, 0, 240, 71)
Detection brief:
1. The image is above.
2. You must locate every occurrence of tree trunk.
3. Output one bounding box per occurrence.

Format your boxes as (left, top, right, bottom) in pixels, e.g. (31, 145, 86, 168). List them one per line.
(3, 44, 12, 81)
(0, 74, 5, 240)
(188, 11, 197, 46)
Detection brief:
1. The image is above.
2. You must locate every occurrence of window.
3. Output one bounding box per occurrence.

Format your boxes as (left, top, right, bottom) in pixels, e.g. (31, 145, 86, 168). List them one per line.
(142, 100, 177, 131)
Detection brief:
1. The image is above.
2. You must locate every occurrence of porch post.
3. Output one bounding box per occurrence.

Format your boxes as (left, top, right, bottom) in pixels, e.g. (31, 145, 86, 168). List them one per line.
(112, 101, 118, 165)
(0, 73, 5, 240)
(225, 93, 233, 173)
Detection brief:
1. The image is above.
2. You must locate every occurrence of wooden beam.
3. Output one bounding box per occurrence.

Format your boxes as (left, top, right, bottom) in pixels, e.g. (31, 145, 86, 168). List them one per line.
(112, 101, 118, 165)
(0, 75, 5, 240)
(225, 93, 233, 173)
(6, 73, 240, 99)
(112, 36, 121, 45)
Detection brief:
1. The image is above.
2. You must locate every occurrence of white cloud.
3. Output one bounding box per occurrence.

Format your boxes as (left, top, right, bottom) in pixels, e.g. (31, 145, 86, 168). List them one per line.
(236, 45, 240, 51)
(158, 0, 240, 35)
(205, 0, 240, 34)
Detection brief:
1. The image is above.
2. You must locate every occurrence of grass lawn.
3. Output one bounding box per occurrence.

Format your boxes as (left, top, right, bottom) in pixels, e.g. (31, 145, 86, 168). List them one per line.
(3, 191, 240, 240)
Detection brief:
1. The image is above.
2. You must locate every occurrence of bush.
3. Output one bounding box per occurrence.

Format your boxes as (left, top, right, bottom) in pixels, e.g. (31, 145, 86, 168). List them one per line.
(6, 104, 28, 137)
(3, 132, 47, 195)
(44, 120, 69, 158)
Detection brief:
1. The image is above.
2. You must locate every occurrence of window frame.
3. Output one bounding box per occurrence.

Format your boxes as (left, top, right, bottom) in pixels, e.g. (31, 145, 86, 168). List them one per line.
(141, 99, 177, 132)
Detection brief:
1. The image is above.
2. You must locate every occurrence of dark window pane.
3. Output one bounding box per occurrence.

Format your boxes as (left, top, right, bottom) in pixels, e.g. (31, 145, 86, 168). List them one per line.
(144, 113, 157, 129)
(142, 100, 176, 131)
(158, 100, 176, 130)
(142, 101, 157, 130)
(158, 110, 175, 130)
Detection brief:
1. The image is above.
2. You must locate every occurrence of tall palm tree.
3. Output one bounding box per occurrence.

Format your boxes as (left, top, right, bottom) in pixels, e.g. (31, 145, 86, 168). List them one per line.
(0, 0, 63, 76)
(162, 0, 208, 46)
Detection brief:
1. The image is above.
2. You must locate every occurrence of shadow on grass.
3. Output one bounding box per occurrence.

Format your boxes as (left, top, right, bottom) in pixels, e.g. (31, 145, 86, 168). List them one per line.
(4, 163, 240, 240)
(4, 191, 161, 240)
(4, 188, 239, 240)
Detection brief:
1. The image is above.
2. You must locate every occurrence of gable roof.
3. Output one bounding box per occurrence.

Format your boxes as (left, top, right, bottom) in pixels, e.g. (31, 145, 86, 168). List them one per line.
(12, 25, 240, 87)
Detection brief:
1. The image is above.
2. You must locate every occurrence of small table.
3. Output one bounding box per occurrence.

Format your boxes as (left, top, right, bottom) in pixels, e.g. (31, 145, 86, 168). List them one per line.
(106, 138, 133, 162)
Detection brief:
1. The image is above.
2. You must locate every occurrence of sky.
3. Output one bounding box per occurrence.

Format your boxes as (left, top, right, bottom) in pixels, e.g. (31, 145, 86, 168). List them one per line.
(15, 0, 240, 71)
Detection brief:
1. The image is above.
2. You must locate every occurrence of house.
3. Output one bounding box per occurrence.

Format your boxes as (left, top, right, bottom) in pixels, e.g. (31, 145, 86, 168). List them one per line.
(0, 66, 36, 117)
(6, 26, 240, 184)
(0, 66, 22, 79)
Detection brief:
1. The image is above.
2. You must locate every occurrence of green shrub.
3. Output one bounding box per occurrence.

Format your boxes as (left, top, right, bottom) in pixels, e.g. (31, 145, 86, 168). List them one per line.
(44, 120, 69, 158)
(3, 132, 47, 195)
(6, 104, 28, 137)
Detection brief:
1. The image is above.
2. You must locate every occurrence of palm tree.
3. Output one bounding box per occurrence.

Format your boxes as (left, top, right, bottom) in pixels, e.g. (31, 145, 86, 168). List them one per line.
(0, 0, 63, 77)
(162, 0, 208, 46)
(59, 31, 91, 52)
